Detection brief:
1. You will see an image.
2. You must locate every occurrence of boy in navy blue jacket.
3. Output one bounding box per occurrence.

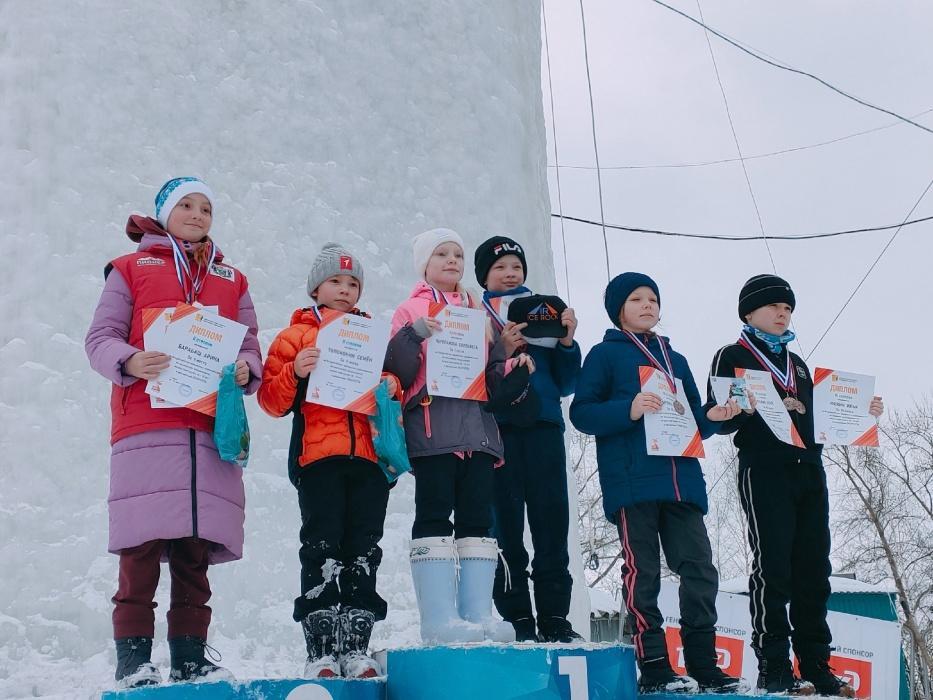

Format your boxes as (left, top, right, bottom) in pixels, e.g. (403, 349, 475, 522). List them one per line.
(570, 272, 743, 695)
(474, 236, 583, 643)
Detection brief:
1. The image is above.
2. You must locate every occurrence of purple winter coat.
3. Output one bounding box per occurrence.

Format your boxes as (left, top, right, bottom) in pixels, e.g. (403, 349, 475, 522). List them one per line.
(85, 234, 262, 564)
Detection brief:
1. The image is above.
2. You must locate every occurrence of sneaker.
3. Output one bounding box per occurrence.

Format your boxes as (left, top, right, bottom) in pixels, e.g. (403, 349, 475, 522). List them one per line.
(536, 616, 584, 643)
(798, 659, 855, 697)
(638, 657, 699, 694)
(688, 666, 742, 693)
(757, 658, 815, 696)
(512, 617, 538, 642)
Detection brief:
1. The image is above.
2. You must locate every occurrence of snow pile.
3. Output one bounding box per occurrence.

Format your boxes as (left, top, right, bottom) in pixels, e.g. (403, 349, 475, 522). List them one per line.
(0, 2, 551, 697)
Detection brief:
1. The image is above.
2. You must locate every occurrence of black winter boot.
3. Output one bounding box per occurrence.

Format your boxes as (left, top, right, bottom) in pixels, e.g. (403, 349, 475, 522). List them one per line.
(301, 607, 341, 678)
(798, 658, 855, 697)
(512, 617, 538, 642)
(687, 665, 742, 694)
(168, 635, 234, 683)
(339, 608, 380, 678)
(536, 616, 584, 643)
(637, 656, 698, 694)
(756, 657, 815, 695)
(114, 637, 161, 688)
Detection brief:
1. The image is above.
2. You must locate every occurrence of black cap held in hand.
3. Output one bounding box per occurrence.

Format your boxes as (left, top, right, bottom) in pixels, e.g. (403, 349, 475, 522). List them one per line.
(738, 274, 796, 320)
(507, 295, 568, 338)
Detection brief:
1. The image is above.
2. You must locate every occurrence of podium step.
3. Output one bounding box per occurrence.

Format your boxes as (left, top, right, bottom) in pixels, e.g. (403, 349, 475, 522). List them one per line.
(386, 643, 637, 699)
(100, 678, 385, 700)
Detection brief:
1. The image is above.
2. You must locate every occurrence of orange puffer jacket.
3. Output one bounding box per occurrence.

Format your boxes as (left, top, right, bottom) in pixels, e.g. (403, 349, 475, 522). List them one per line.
(259, 307, 399, 475)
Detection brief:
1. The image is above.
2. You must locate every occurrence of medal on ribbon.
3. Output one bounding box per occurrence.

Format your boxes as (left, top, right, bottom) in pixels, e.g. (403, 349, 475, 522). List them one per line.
(624, 330, 684, 412)
(165, 235, 216, 304)
(738, 331, 805, 414)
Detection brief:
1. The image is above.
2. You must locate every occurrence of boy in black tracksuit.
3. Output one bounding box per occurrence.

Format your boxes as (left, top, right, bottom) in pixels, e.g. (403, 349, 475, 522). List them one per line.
(706, 274, 882, 697)
(474, 236, 583, 643)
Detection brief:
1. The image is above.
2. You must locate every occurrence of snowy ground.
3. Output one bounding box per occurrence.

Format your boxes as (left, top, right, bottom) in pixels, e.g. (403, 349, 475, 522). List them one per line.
(0, 2, 557, 697)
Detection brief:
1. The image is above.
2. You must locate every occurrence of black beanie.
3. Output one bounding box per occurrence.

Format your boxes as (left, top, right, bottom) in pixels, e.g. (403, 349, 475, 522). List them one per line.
(738, 274, 796, 320)
(474, 236, 528, 288)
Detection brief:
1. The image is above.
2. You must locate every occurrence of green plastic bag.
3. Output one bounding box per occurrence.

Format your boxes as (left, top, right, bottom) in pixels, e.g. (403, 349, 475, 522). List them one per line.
(369, 379, 410, 482)
(214, 363, 249, 468)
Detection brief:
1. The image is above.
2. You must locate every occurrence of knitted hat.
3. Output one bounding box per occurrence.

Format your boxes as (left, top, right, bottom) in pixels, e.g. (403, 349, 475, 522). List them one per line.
(307, 242, 364, 298)
(738, 274, 795, 320)
(474, 235, 528, 288)
(412, 228, 465, 279)
(154, 177, 215, 228)
(604, 272, 661, 328)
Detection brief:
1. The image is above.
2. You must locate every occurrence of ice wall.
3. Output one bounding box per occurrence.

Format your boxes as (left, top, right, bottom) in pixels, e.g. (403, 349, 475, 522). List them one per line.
(0, 2, 575, 697)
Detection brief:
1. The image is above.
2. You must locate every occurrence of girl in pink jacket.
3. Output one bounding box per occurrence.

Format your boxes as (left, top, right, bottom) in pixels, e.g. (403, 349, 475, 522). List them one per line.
(386, 228, 533, 646)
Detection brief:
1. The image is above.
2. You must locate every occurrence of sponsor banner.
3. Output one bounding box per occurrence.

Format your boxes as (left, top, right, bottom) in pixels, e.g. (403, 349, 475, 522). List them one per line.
(658, 580, 900, 698)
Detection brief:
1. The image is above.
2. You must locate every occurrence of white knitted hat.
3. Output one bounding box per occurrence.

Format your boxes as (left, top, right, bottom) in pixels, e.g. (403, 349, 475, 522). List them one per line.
(154, 177, 215, 228)
(412, 228, 465, 279)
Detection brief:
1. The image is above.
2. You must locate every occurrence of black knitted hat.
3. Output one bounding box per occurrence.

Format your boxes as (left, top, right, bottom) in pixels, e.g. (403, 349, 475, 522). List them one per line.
(738, 274, 796, 320)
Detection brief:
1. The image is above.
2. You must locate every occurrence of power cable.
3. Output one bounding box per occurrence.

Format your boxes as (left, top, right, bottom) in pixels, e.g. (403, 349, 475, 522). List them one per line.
(577, 0, 611, 281)
(648, 0, 933, 137)
(805, 175, 933, 361)
(542, 1, 572, 303)
(694, 0, 778, 279)
(548, 108, 933, 171)
(550, 212, 933, 240)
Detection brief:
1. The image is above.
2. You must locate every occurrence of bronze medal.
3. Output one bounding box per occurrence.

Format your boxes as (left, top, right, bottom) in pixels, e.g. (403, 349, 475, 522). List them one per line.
(673, 399, 686, 416)
(783, 396, 797, 412)
(794, 399, 806, 415)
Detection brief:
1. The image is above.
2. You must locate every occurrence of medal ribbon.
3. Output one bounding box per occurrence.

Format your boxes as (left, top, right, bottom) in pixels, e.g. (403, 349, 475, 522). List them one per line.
(165, 235, 216, 304)
(738, 331, 796, 395)
(624, 330, 677, 394)
(428, 284, 472, 309)
(482, 287, 532, 331)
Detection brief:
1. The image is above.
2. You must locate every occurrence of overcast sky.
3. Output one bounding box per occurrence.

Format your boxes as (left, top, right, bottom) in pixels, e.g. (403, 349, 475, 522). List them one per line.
(540, 0, 933, 410)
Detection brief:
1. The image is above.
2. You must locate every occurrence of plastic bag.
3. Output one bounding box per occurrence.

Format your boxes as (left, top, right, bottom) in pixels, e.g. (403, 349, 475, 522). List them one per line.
(369, 378, 410, 482)
(213, 363, 249, 468)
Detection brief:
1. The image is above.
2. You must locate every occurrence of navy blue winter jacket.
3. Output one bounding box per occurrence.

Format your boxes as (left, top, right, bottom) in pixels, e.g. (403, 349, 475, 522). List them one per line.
(501, 340, 580, 428)
(569, 329, 718, 522)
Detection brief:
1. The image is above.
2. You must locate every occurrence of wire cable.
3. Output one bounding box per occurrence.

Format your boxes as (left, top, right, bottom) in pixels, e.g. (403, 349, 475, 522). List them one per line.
(805, 175, 933, 360)
(694, 0, 778, 277)
(548, 108, 933, 171)
(550, 212, 933, 240)
(542, 1, 572, 303)
(648, 0, 933, 137)
(577, 0, 611, 281)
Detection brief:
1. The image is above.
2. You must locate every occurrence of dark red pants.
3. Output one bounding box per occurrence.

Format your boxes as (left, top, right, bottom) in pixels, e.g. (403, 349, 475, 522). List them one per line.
(112, 538, 212, 639)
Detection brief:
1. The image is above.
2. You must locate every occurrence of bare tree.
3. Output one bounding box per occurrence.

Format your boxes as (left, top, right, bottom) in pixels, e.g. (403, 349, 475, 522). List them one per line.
(825, 399, 933, 697)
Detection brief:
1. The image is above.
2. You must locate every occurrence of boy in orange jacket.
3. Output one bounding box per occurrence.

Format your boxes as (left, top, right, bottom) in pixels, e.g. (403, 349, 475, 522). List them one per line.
(259, 243, 402, 680)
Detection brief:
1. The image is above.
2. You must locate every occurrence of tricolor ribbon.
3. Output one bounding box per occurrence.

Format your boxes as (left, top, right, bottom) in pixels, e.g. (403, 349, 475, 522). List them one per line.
(164, 235, 216, 304)
(738, 331, 797, 395)
(428, 285, 472, 308)
(624, 330, 677, 394)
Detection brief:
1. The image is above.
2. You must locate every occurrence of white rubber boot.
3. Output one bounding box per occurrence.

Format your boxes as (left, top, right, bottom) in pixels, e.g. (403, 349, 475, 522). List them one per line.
(456, 537, 516, 643)
(410, 536, 485, 645)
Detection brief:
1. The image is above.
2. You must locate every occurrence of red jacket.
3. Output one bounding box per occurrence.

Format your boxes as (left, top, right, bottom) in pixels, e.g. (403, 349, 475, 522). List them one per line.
(107, 216, 253, 443)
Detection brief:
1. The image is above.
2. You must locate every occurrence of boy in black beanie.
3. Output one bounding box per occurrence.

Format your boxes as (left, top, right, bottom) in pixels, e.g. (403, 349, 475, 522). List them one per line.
(474, 235, 583, 643)
(705, 274, 883, 696)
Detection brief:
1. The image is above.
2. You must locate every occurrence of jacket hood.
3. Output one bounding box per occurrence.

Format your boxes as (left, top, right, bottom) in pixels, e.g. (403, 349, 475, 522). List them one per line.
(125, 215, 225, 260)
